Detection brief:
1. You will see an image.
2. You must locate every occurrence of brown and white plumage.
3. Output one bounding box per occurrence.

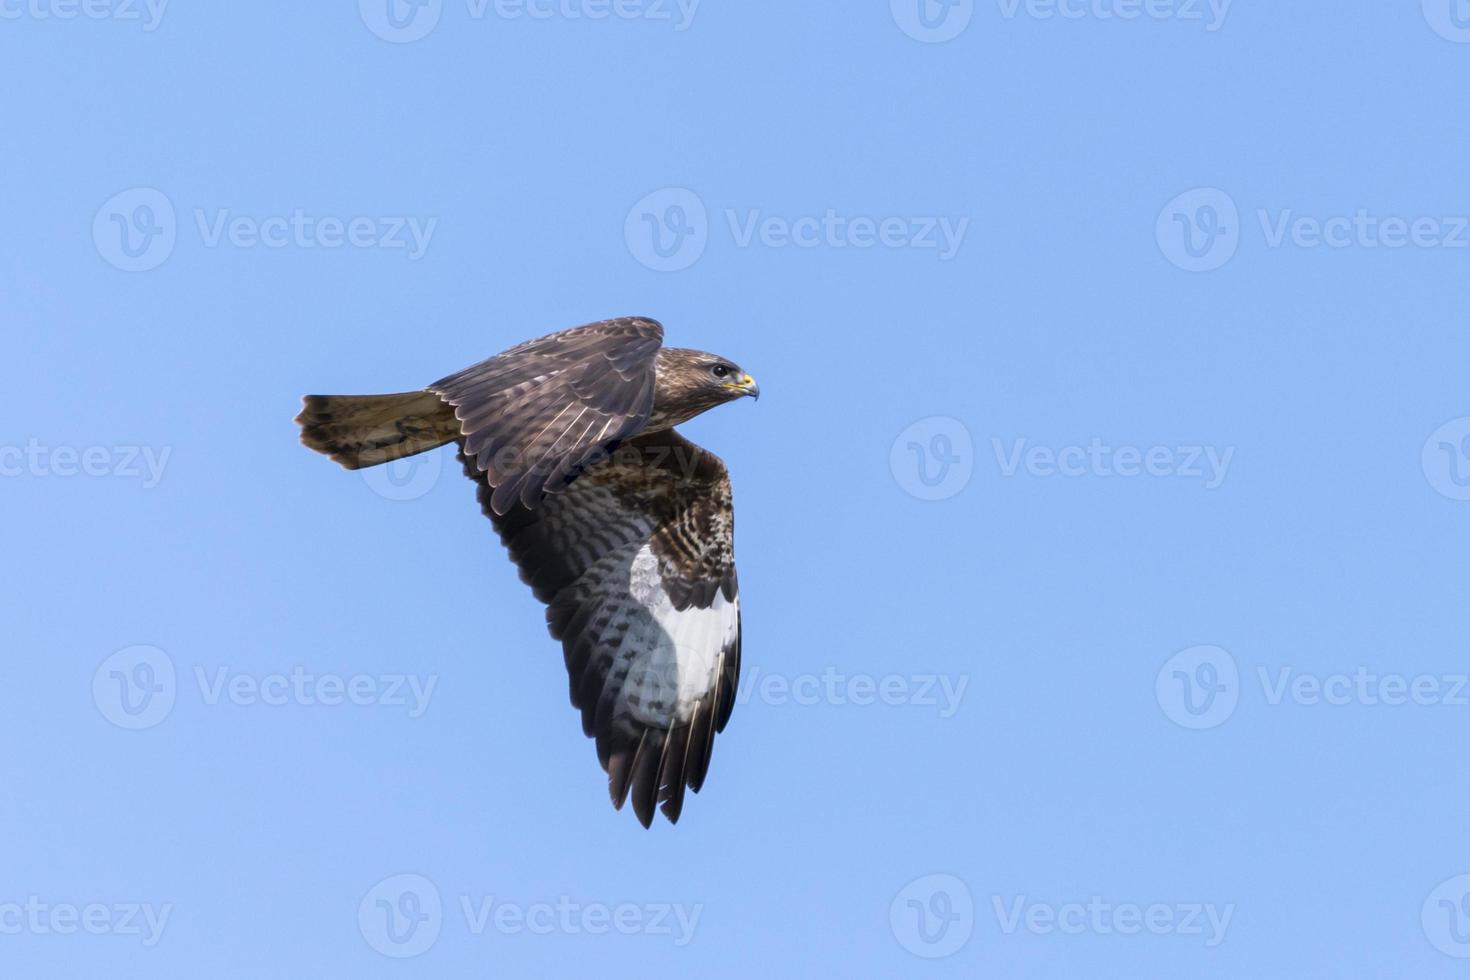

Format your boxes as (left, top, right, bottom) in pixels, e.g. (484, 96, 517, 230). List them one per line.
(296, 317, 758, 827)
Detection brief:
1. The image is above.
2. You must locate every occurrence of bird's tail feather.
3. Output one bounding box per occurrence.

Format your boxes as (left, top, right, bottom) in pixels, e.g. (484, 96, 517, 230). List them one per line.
(296, 391, 460, 470)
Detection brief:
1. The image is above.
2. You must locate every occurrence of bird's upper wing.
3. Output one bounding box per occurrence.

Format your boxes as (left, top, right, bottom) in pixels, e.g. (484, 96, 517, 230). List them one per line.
(430, 317, 664, 515)
(459, 430, 741, 827)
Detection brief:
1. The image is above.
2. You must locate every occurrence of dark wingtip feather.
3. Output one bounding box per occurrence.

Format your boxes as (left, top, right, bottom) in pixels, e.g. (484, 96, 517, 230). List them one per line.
(608, 747, 635, 811)
(685, 700, 716, 794)
(657, 723, 692, 825)
(629, 731, 663, 829)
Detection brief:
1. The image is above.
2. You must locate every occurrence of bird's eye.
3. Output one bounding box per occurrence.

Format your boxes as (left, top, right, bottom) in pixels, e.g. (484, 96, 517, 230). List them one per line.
(711, 365, 730, 379)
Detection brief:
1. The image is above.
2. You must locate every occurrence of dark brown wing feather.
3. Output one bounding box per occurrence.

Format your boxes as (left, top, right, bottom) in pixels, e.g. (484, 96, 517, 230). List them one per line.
(431, 317, 663, 515)
(457, 430, 741, 827)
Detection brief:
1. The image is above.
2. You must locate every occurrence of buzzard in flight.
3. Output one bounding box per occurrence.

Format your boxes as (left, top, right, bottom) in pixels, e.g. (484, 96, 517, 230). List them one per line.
(296, 317, 758, 827)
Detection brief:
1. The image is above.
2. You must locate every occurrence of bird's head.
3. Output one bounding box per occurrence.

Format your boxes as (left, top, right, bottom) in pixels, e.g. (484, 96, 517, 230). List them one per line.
(650, 347, 760, 429)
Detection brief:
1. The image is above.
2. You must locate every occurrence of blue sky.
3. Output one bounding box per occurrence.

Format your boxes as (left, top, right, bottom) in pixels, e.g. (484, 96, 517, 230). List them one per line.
(5, 2, 1470, 977)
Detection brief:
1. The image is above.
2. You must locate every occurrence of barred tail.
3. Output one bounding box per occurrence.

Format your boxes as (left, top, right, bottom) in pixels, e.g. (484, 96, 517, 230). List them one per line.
(295, 391, 460, 470)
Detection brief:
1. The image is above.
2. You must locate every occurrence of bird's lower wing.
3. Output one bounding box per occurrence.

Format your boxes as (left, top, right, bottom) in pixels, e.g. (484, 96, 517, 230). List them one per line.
(459, 430, 741, 827)
(430, 316, 663, 515)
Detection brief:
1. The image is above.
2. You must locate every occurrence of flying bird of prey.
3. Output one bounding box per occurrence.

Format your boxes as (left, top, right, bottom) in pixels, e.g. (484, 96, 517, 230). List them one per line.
(295, 317, 758, 827)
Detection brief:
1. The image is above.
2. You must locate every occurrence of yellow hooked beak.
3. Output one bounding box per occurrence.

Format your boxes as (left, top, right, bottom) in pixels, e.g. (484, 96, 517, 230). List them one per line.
(722, 374, 760, 400)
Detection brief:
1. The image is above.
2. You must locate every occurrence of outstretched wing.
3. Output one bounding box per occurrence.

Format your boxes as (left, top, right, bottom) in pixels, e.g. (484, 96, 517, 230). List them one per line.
(459, 430, 741, 827)
(431, 317, 663, 515)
